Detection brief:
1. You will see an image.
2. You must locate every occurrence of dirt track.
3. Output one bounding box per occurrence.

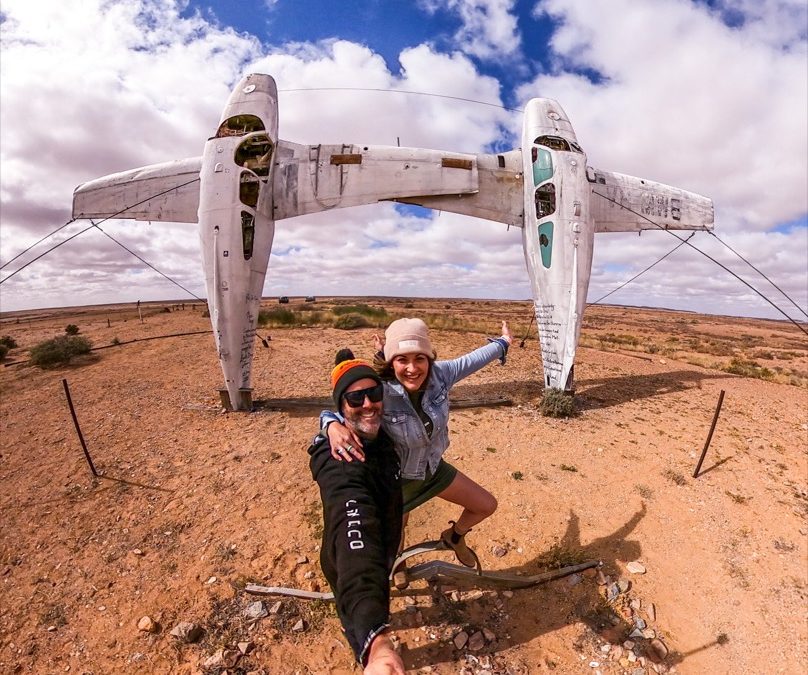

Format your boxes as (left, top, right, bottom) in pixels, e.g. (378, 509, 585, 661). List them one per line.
(0, 298, 806, 674)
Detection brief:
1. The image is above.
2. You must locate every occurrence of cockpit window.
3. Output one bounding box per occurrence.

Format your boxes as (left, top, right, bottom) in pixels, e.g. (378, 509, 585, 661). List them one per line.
(535, 183, 556, 218)
(241, 211, 255, 260)
(534, 135, 570, 152)
(235, 134, 273, 177)
(532, 147, 553, 186)
(215, 114, 265, 138)
(569, 141, 584, 154)
(538, 222, 553, 269)
(239, 172, 260, 207)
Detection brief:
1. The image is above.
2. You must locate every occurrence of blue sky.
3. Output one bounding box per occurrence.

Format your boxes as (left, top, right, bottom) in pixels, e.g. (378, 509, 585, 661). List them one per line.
(0, 0, 806, 320)
(183, 0, 559, 98)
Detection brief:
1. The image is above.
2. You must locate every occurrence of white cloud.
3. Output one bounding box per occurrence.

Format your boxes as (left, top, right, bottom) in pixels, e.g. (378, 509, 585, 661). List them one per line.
(0, 0, 804, 322)
(526, 0, 807, 227)
(518, 0, 808, 319)
(708, 0, 808, 50)
(419, 0, 522, 60)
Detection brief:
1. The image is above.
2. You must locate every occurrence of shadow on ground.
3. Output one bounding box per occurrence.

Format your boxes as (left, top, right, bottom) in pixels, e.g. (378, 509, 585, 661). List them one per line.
(390, 503, 725, 671)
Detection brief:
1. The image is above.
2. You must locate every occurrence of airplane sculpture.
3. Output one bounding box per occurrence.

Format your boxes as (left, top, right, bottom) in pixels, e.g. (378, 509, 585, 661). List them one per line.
(72, 73, 714, 410)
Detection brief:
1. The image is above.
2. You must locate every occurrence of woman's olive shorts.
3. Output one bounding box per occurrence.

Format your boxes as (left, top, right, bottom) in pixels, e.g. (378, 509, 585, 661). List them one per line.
(401, 459, 458, 513)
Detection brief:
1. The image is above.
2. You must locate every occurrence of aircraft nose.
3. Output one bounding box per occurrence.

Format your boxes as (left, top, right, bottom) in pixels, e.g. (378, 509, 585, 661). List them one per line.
(524, 98, 577, 140)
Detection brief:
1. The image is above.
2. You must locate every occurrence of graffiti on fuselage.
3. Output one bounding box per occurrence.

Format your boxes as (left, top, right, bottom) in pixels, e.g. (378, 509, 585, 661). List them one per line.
(641, 193, 681, 220)
(240, 308, 256, 385)
(604, 185, 630, 210)
(536, 302, 564, 383)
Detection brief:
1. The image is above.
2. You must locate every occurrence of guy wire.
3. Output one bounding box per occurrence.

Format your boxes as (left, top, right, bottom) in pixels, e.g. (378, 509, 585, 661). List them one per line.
(592, 190, 808, 336)
(706, 230, 807, 319)
(0, 177, 200, 286)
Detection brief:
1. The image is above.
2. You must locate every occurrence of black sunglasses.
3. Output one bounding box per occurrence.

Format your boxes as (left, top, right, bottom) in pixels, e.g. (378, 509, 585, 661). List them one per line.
(343, 383, 384, 408)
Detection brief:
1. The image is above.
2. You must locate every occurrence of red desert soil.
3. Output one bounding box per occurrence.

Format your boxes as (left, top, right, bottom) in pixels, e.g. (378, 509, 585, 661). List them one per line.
(0, 298, 806, 675)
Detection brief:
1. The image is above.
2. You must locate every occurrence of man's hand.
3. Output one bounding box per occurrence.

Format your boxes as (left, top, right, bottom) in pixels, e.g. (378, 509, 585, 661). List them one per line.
(364, 634, 405, 675)
(326, 420, 365, 462)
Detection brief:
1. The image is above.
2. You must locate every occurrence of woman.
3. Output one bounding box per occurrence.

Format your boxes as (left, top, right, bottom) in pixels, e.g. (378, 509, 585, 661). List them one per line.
(322, 317, 511, 577)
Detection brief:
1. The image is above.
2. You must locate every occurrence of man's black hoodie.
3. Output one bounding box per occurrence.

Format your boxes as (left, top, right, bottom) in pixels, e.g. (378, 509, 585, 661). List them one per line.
(308, 429, 402, 664)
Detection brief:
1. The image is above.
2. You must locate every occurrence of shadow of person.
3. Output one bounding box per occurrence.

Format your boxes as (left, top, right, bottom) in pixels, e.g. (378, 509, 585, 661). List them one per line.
(394, 504, 648, 671)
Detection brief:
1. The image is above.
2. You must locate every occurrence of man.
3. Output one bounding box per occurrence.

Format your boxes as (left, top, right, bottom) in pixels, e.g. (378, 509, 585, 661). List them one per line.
(308, 350, 405, 674)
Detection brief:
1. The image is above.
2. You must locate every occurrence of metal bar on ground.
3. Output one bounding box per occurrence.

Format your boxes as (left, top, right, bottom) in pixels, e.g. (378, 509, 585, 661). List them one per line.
(62, 378, 98, 477)
(244, 544, 600, 601)
(693, 389, 726, 478)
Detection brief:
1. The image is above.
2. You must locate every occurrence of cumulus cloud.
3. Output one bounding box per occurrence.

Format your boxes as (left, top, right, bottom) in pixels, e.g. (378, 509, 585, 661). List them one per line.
(419, 0, 522, 60)
(521, 0, 807, 318)
(0, 0, 804, 321)
(526, 0, 807, 227)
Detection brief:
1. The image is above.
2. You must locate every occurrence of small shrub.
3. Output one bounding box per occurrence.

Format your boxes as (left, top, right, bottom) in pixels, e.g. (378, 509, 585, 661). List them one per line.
(511, 471, 523, 480)
(332, 304, 388, 320)
(0, 344, 8, 360)
(725, 491, 750, 505)
(30, 335, 92, 368)
(162, 307, 171, 313)
(722, 358, 774, 381)
(334, 313, 370, 330)
(663, 468, 687, 486)
(65, 324, 80, 335)
(258, 308, 296, 326)
(0, 335, 18, 349)
(540, 388, 576, 417)
(301, 311, 325, 325)
(111, 337, 121, 346)
(560, 464, 578, 472)
(486, 447, 497, 453)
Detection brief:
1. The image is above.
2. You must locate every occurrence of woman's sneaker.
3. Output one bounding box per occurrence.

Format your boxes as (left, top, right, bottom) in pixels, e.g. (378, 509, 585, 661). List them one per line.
(440, 523, 476, 568)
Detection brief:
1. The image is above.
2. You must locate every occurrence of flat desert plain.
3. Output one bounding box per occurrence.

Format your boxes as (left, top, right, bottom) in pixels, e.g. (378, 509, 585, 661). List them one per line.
(0, 297, 806, 675)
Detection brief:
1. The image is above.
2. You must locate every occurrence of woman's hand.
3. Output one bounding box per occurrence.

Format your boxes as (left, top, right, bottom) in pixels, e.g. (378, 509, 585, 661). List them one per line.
(500, 320, 513, 345)
(326, 421, 365, 462)
(372, 333, 385, 353)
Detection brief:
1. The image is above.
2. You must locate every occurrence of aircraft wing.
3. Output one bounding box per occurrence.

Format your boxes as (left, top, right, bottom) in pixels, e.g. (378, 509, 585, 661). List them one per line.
(72, 157, 202, 223)
(273, 142, 523, 227)
(588, 168, 714, 233)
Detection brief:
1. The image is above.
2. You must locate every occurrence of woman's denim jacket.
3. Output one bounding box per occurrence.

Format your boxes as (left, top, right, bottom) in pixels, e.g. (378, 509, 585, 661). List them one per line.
(321, 340, 505, 480)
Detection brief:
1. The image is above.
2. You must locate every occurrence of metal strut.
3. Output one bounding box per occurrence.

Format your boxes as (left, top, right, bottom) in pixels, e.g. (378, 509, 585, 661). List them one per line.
(245, 540, 601, 601)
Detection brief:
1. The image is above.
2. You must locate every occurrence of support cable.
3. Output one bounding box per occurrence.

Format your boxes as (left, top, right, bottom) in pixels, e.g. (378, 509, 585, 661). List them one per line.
(0, 218, 77, 270)
(588, 234, 694, 306)
(279, 87, 523, 113)
(0, 177, 200, 286)
(706, 230, 808, 319)
(91, 223, 204, 301)
(592, 190, 808, 336)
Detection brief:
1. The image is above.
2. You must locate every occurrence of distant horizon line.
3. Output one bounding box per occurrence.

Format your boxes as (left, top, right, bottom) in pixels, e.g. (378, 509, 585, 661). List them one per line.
(1, 295, 804, 327)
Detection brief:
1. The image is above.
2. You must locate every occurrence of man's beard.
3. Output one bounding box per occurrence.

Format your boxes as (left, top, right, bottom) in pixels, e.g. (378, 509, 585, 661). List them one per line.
(344, 409, 381, 440)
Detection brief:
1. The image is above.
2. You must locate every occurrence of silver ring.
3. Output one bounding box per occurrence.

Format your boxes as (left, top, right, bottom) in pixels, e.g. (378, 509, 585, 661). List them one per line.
(345, 444, 353, 453)
(338, 447, 346, 455)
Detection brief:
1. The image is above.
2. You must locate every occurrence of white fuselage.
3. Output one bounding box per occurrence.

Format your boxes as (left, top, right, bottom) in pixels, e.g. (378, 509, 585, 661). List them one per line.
(198, 74, 279, 409)
(520, 99, 594, 390)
